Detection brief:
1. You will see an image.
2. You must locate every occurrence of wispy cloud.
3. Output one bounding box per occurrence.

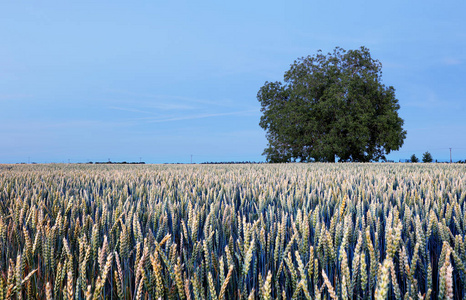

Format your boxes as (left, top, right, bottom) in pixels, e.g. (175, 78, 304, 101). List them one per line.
(146, 109, 259, 123)
(109, 101, 196, 112)
(109, 106, 161, 115)
(442, 57, 463, 66)
(0, 119, 133, 132)
(403, 84, 446, 109)
(404, 94, 439, 109)
(0, 108, 260, 134)
(383, 61, 407, 70)
(0, 94, 32, 101)
(105, 89, 235, 108)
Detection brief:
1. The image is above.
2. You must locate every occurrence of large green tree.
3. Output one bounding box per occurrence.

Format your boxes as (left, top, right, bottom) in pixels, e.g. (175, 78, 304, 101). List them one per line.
(258, 46, 406, 162)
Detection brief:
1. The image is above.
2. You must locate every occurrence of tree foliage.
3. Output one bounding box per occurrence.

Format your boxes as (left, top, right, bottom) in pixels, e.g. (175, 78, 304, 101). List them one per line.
(410, 154, 419, 163)
(422, 151, 433, 163)
(257, 46, 406, 162)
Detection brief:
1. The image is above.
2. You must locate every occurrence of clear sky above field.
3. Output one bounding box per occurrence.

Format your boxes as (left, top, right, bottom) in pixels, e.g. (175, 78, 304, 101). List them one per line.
(1, 1, 465, 163)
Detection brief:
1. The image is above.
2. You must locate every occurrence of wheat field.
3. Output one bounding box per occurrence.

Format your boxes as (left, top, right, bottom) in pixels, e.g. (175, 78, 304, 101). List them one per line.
(0, 163, 465, 299)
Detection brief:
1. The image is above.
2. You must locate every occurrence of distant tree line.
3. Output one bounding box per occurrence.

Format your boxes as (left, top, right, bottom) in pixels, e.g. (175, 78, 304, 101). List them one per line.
(200, 161, 264, 165)
(407, 151, 466, 163)
(91, 161, 146, 164)
(409, 152, 433, 163)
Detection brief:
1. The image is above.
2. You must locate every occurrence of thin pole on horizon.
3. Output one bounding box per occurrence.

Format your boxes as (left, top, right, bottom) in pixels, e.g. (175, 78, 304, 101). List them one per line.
(450, 148, 452, 163)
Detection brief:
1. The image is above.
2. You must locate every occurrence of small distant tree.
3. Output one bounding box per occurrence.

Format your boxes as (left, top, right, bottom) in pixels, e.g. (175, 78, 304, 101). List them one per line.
(410, 154, 419, 163)
(422, 151, 433, 163)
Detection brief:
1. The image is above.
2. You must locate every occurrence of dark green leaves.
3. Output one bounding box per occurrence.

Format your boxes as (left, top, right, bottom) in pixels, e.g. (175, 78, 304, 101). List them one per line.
(257, 46, 406, 162)
(422, 151, 433, 163)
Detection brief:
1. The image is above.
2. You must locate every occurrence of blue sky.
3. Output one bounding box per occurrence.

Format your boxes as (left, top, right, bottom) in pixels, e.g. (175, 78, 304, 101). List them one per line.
(1, 1, 465, 163)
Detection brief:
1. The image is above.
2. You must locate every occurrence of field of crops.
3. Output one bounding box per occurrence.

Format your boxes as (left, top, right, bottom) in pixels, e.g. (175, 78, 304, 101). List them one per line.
(0, 163, 465, 299)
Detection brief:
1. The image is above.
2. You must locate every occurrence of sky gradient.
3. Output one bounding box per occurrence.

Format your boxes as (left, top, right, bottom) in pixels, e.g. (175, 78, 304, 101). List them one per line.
(1, 1, 465, 163)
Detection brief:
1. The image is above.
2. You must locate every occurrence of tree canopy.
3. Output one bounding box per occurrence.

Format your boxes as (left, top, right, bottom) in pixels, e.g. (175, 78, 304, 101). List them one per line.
(258, 46, 406, 162)
(422, 151, 433, 163)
